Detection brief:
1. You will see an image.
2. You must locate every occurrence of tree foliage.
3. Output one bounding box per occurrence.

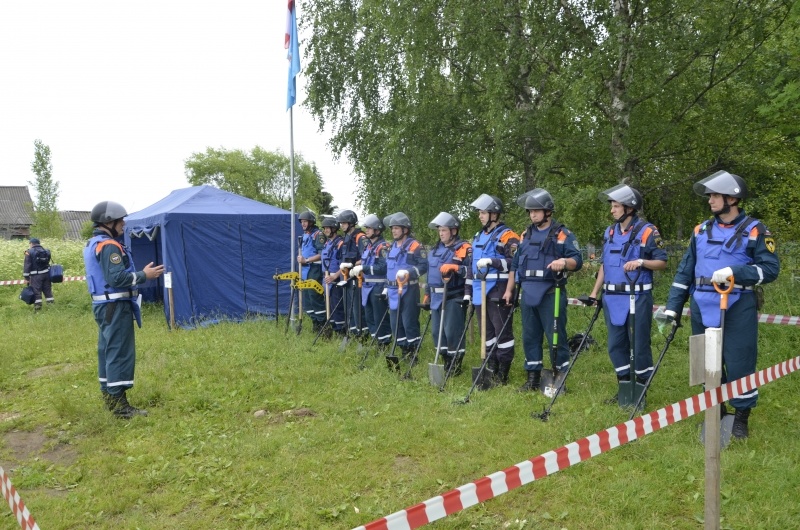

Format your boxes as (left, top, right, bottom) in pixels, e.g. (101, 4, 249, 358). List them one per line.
(28, 139, 65, 239)
(304, 0, 798, 244)
(184, 147, 335, 215)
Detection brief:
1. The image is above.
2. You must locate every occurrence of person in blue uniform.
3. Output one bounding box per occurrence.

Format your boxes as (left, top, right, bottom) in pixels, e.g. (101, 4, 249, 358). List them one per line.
(466, 194, 520, 385)
(321, 216, 346, 337)
(505, 189, 583, 391)
(384, 212, 428, 366)
(664, 170, 779, 439)
(297, 211, 327, 332)
(337, 210, 369, 339)
(425, 212, 472, 376)
(350, 214, 392, 349)
(84, 201, 164, 419)
(589, 184, 667, 402)
(23, 237, 54, 311)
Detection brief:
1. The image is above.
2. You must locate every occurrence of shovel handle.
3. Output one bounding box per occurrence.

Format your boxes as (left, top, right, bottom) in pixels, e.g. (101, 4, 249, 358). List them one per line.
(713, 274, 735, 310)
(397, 274, 407, 295)
(356, 273, 363, 288)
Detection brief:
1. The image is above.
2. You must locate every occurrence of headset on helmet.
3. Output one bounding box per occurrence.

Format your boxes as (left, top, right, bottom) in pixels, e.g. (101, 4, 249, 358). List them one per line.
(298, 211, 316, 222)
(336, 209, 358, 225)
(320, 216, 339, 229)
(599, 184, 644, 211)
(693, 170, 748, 199)
(428, 212, 460, 229)
(361, 214, 384, 231)
(387, 212, 412, 229)
(90, 201, 128, 224)
(516, 188, 555, 211)
(470, 193, 504, 213)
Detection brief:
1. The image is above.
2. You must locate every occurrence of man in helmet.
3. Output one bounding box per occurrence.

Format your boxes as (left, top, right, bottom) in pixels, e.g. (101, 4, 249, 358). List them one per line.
(320, 216, 346, 337)
(297, 211, 327, 332)
(588, 184, 667, 405)
(22, 237, 54, 311)
(336, 210, 369, 339)
(466, 194, 520, 386)
(426, 212, 472, 376)
(504, 189, 582, 392)
(384, 212, 428, 369)
(83, 201, 164, 419)
(664, 170, 779, 439)
(350, 214, 392, 349)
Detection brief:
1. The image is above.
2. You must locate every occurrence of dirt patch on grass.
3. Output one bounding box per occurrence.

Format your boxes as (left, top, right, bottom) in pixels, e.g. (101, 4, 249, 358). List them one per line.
(393, 454, 417, 474)
(3, 427, 78, 466)
(0, 412, 22, 423)
(27, 363, 79, 379)
(256, 407, 318, 424)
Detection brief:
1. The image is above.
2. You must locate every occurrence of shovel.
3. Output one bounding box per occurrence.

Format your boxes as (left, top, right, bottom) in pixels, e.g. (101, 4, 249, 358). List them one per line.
(428, 279, 449, 387)
(700, 276, 736, 449)
(439, 303, 474, 392)
(338, 268, 351, 352)
(471, 266, 493, 389)
(540, 271, 567, 398)
(617, 268, 645, 407)
(355, 273, 367, 355)
(402, 306, 431, 380)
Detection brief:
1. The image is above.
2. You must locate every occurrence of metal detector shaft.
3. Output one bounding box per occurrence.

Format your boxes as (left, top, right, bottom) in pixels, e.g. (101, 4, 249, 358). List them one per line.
(628, 319, 680, 419)
(402, 308, 432, 379)
(538, 295, 602, 421)
(357, 307, 388, 369)
(440, 303, 474, 392)
(312, 294, 345, 346)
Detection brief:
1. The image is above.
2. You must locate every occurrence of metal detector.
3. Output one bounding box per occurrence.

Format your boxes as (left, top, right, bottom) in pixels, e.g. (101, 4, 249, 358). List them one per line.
(311, 294, 345, 346)
(628, 313, 680, 420)
(439, 303, 475, 392)
(357, 307, 389, 370)
(536, 294, 603, 421)
(385, 278, 406, 371)
(401, 305, 432, 380)
(428, 280, 449, 387)
(471, 266, 494, 389)
(338, 268, 351, 352)
(539, 271, 567, 398)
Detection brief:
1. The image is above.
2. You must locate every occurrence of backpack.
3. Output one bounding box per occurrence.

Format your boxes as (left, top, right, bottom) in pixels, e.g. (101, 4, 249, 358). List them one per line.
(33, 248, 51, 269)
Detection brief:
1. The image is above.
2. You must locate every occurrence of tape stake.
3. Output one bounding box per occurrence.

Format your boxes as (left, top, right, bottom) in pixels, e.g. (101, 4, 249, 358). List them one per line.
(352, 355, 800, 530)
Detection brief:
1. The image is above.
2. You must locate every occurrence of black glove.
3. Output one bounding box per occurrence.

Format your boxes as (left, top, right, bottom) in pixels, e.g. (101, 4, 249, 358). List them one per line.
(578, 295, 596, 307)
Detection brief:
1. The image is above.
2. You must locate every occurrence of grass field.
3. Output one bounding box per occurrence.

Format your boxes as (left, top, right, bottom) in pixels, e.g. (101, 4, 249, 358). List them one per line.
(1, 239, 799, 530)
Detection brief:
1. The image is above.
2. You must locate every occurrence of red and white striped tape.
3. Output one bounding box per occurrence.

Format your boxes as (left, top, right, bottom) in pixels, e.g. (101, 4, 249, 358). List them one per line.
(1, 466, 40, 530)
(353, 355, 800, 530)
(567, 297, 800, 327)
(0, 276, 86, 287)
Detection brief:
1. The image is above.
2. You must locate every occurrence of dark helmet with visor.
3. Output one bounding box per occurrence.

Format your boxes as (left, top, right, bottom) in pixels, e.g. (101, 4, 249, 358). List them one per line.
(336, 209, 358, 225)
(516, 188, 555, 211)
(387, 212, 412, 229)
(91, 201, 128, 224)
(599, 184, 644, 211)
(361, 214, 384, 231)
(428, 212, 460, 229)
(320, 216, 339, 230)
(298, 211, 316, 223)
(693, 170, 748, 199)
(470, 194, 504, 213)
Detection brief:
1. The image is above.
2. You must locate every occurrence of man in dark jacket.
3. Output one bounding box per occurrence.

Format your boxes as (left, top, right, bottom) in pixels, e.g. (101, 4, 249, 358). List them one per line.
(23, 237, 54, 311)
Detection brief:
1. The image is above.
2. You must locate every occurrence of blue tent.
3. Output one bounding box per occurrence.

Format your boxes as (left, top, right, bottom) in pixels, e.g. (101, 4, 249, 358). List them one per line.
(124, 185, 292, 328)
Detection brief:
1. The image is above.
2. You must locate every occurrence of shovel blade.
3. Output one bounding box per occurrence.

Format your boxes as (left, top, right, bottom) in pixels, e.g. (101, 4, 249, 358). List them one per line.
(539, 369, 566, 398)
(472, 366, 495, 390)
(700, 415, 735, 449)
(616, 381, 646, 408)
(338, 336, 350, 352)
(428, 363, 445, 387)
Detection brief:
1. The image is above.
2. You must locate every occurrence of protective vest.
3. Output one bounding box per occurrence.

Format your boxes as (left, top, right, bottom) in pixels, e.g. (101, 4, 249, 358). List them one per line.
(300, 227, 322, 280)
(471, 224, 511, 304)
(386, 238, 420, 310)
(321, 235, 343, 275)
(84, 234, 139, 302)
(427, 240, 468, 310)
(340, 229, 366, 264)
(517, 222, 567, 307)
(601, 219, 656, 326)
(360, 237, 389, 304)
(693, 216, 758, 327)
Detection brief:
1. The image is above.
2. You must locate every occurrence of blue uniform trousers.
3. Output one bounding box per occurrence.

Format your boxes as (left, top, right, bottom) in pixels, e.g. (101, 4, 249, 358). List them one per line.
(389, 284, 422, 350)
(303, 264, 326, 323)
(94, 301, 136, 395)
(690, 292, 758, 410)
(603, 292, 655, 380)
(431, 298, 467, 360)
(345, 282, 367, 336)
(521, 288, 569, 372)
(328, 284, 346, 332)
(365, 288, 391, 345)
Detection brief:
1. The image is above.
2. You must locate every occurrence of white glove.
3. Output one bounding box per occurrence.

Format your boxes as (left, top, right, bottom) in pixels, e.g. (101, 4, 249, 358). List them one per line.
(663, 310, 677, 320)
(340, 262, 353, 270)
(396, 269, 409, 281)
(711, 267, 734, 284)
(350, 265, 363, 277)
(381, 287, 388, 297)
(463, 294, 471, 303)
(477, 258, 493, 270)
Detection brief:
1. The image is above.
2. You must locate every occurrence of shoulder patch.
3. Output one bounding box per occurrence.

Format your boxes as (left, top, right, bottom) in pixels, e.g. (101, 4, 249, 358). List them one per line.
(765, 236, 776, 253)
(109, 253, 122, 265)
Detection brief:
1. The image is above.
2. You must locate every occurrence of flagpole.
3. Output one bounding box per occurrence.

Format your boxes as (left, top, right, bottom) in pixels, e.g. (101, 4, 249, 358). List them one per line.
(289, 106, 297, 324)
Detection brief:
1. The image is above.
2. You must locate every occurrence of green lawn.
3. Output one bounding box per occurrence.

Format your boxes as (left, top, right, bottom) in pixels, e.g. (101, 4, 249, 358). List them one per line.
(1, 240, 799, 529)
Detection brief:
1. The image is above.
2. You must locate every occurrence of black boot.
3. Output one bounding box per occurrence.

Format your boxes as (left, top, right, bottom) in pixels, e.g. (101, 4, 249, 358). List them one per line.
(497, 361, 512, 385)
(450, 356, 463, 376)
(732, 408, 751, 439)
(108, 391, 148, 419)
(442, 354, 453, 373)
(519, 370, 541, 392)
(101, 391, 114, 411)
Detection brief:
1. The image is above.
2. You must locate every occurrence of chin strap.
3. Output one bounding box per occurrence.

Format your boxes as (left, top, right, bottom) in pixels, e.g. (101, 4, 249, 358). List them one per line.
(534, 211, 552, 228)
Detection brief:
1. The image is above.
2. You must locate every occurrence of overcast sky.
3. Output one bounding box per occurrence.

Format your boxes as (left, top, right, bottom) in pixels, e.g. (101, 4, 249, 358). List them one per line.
(0, 0, 357, 216)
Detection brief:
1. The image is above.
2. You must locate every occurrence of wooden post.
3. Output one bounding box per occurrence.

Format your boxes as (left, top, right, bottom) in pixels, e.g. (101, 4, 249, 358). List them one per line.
(164, 272, 175, 331)
(704, 327, 723, 530)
